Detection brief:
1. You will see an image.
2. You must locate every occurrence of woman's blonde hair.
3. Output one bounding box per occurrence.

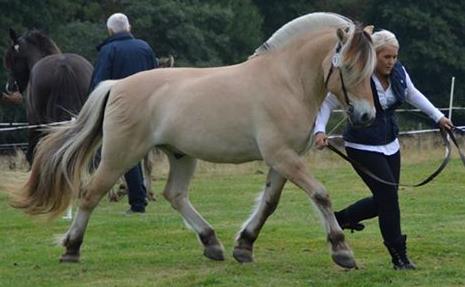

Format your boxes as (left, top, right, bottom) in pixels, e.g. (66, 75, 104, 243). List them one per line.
(371, 30, 399, 51)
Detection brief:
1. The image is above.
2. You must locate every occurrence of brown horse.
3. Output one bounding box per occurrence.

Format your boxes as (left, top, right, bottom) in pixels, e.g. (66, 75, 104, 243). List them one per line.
(12, 13, 376, 268)
(3, 28, 93, 165)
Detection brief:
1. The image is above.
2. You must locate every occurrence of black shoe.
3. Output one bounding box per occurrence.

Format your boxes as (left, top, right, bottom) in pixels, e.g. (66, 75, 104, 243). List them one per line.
(384, 235, 416, 270)
(340, 222, 365, 233)
(335, 212, 365, 233)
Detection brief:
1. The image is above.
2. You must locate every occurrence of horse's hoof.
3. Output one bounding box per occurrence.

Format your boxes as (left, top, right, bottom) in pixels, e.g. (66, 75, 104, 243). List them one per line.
(59, 253, 80, 263)
(233, 247, 254, 263)
(203, 245, 224, 261)
(332, 250, 357, 269)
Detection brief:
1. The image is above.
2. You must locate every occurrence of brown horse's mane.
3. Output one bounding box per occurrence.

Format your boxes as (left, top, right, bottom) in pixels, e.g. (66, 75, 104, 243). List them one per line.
(23, 30, 61, 55)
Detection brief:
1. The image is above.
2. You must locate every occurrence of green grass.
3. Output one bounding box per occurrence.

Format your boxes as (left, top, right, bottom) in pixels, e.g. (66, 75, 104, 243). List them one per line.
(1, 156, 465, 287)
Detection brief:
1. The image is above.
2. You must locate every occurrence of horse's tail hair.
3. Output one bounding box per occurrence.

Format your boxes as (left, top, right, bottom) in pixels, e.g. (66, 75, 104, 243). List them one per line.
(10, 80, 118, 220)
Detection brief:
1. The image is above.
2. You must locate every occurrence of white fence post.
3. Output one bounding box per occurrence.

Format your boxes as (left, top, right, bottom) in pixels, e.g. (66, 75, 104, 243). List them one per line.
(448, 76, 455, 121)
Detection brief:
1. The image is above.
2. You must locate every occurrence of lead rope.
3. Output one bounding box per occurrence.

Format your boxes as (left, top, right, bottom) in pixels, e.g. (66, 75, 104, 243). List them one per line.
(326, 127, 460, 187)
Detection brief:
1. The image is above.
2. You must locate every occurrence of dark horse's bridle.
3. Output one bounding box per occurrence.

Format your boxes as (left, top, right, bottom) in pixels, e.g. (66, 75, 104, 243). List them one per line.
(5, 80, 19, 93)
(4, 28, 24, 94)
(326, 127, 465, 187)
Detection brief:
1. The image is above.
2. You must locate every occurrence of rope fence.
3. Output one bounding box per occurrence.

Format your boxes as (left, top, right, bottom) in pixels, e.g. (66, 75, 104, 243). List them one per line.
(0, 110, 463, 151)
(0, 119, 73, 151)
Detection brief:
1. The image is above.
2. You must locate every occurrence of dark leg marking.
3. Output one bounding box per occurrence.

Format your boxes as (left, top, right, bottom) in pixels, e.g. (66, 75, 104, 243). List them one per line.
(60, 237, 83, 263)
(233, 230, 255, 263)
(199, 229, 224, 261)
(313, 192, 331, 208)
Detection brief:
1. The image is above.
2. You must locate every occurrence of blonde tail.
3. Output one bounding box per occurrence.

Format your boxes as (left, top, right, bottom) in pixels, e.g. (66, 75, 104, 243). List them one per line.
(10, 80, 118, 220)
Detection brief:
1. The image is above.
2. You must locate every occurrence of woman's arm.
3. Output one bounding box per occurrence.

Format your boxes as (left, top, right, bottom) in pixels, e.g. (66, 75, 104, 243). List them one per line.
(314, 93, 340, 134)
(314, 93, 341, 149)
(404, 67, 453, 129)
(404, 68, 444, 122)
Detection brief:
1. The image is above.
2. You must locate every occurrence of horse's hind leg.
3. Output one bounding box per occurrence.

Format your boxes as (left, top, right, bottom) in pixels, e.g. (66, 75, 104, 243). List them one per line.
(25, 127, 42, 166)
(162, 151, 224, 261)
(234, 168, 286, 263)
(266, 149, 356, 269)
(60, 163, 122, 263)
(143, 149, 156, 201)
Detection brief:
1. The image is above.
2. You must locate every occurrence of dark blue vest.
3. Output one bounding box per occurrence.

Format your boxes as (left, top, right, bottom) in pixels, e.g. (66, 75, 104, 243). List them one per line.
(343, 62, 407, 145)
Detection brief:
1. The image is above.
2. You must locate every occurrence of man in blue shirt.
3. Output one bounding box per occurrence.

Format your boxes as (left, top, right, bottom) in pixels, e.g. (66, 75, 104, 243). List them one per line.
(90, 13, 158, 213)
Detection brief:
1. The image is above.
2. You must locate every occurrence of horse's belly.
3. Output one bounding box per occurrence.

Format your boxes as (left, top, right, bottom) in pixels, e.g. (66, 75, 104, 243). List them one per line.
(162, 132, 262, 163)
(193, 146, 262, 164)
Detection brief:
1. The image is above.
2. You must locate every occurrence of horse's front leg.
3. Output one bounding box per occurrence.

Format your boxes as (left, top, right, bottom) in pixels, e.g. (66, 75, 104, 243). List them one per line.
(234, 168, 286, 263)
(266, 149, 356, 269)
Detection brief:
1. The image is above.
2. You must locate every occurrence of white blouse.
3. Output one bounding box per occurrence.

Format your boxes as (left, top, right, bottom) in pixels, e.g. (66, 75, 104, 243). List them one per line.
(314, 67, 444, 155)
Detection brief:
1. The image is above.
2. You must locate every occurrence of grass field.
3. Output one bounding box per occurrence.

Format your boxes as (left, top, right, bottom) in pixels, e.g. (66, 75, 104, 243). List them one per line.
(1, 142, 465, 287)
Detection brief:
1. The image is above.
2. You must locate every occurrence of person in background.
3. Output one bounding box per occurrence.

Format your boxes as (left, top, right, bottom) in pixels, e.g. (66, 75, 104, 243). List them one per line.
(314, 29, 453, 270)
(89, 12, 158, 214)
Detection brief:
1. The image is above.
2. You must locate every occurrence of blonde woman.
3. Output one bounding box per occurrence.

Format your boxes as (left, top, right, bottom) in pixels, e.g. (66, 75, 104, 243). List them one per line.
(314, 29, 453, 270)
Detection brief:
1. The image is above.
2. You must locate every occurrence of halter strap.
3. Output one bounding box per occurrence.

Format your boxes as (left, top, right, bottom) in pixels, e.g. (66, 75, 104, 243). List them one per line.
(324, 43, 352, 108)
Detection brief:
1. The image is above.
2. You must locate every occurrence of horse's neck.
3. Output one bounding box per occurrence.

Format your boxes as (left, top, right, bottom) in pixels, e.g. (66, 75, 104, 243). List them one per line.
(285, 32, 335, 108)
(27, 48, 56, 70)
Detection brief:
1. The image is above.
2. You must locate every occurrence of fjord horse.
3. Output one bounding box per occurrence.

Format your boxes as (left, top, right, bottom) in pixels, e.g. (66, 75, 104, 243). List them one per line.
(12, 13, 376, 268)
(3, 28, 93, 165)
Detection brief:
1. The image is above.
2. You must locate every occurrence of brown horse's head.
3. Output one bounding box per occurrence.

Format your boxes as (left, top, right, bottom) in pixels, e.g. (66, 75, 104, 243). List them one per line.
(3, 28, 60, 93)
(324, 25, 376, 127)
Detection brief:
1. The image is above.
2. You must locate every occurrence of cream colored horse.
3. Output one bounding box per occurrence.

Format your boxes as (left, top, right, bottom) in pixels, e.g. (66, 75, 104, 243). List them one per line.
(12, 12, 376, 269)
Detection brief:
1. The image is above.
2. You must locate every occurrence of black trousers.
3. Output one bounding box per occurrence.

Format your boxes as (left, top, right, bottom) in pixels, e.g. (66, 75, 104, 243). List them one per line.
(124, 163, 148, 212)
(338, 147, 402, 244)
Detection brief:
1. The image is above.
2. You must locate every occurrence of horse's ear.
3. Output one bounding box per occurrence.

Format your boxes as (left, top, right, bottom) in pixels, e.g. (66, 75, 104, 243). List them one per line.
(9, 28, 19, 44)
(363, 25, 374, 35)
(336, 27, 349, 44)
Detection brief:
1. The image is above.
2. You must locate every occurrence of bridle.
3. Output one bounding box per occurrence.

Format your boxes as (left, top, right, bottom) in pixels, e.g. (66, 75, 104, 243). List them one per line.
(5, 80, 19, 93)
(324, 43, 353, 115)
(4, 39, 23, 94)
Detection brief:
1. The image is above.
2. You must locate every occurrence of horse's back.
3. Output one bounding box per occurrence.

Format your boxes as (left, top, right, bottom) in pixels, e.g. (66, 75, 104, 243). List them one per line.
(29, 53, 93, 122)
(105, 62, 309, 163)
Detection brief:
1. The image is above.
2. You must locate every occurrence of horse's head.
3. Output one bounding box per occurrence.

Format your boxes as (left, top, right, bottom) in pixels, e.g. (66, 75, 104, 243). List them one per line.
(3, 28, 60, 93)
(324, 25, 376, 127)
(158, 55, 175, 68)
(4, 28, 30, 93)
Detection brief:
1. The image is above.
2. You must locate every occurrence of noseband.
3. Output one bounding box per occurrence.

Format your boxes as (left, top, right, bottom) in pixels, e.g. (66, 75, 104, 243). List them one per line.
(324, 43, 353, 114)
(5, 80, 19, 93)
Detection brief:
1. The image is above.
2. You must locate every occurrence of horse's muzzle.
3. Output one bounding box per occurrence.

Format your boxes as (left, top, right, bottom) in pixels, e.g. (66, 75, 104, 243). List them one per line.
(347, 107, 375, 128)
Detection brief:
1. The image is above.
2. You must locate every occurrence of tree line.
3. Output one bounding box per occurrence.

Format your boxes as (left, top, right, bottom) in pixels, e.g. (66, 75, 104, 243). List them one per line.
(1, 0, 464, 145)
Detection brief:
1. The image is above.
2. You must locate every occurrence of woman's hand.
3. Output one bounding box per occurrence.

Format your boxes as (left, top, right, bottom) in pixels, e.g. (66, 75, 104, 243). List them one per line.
(314, 132, 328, 150)
(438, 116, 453, 131)
(2, 91, 23, 104)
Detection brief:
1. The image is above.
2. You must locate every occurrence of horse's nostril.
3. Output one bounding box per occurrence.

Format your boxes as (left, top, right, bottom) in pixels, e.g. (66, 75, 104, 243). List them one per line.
(361, 113, 370, 122)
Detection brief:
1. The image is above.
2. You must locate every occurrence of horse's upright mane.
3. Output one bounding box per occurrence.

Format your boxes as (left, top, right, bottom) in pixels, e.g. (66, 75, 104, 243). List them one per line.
(253, 12, 352, 56)
(23, 30, 61, 55)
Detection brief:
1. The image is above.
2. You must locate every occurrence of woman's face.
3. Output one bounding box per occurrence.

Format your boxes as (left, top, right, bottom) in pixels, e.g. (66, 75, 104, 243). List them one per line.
(375, 45, 398, 76)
